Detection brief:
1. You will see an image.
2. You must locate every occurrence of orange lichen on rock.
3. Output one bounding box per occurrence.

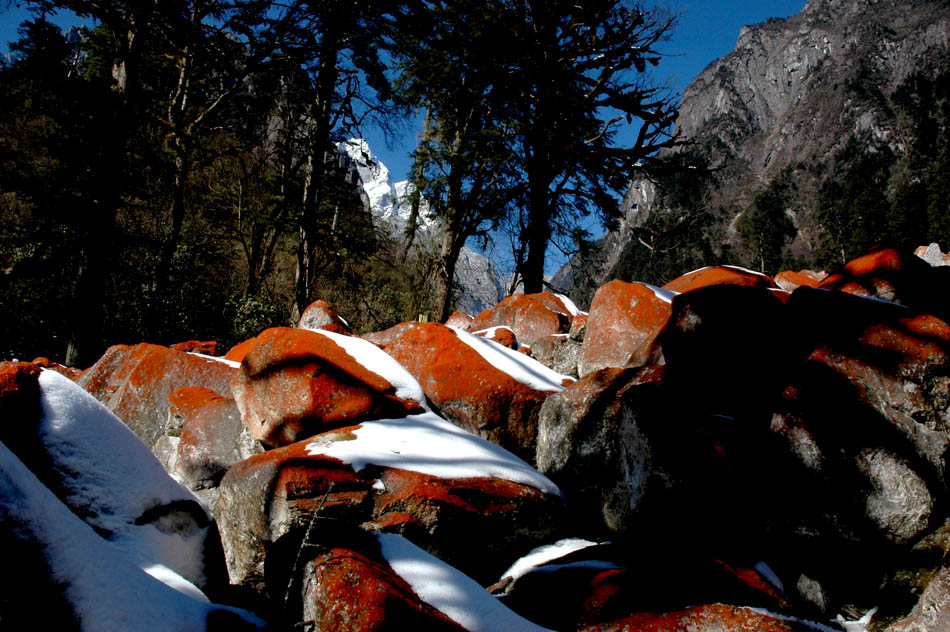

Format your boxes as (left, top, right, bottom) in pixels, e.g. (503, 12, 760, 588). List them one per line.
(581, 604, 805, 632)
(662, 265, 777, 294)
(774, 270, 826, 292)
(469, 293, 572, 346)
(578, 280, 672, 377)
(384, 322, 553, 462)
(231, 328, 423, 447)
(301, 545, 466, 632)
(170, 340, 220, 355)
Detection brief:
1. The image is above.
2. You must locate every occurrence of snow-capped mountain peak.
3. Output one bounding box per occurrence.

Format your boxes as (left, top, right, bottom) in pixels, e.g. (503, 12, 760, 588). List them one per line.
(338, 138, 503, 315)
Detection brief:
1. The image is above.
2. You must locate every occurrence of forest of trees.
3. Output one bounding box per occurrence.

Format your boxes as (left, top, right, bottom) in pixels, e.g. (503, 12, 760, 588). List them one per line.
(0, 0, 679, 365)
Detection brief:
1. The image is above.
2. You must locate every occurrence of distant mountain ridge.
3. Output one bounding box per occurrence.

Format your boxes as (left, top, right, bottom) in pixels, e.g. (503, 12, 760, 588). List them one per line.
(340, 139, 504, 316)
(555, 0, 950, 307)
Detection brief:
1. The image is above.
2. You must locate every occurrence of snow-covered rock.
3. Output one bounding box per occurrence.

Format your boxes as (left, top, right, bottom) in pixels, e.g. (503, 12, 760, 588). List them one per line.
(37, 370, 224, 591)
(0, 437, 265, 630)
(0, 366, 264, 629)
(377, 533, 553, 632)
(214, 410, 566, 591)
(469, 293, 576, 347)
(229, 327, 426, 446)
(383, 322, 571, 463)
(297, 527, 468, 631)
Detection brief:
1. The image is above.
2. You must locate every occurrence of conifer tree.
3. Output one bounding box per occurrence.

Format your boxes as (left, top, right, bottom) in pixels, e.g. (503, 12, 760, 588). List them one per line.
(274, 0, 414, 321)
(0, 14, 119, 364)
(502, 0, 679, 293)
(397, 0, 518, 321)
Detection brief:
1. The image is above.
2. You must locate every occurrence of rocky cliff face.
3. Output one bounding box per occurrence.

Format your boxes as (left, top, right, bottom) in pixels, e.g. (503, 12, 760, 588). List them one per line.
(680, 0, 950, 175)
(557, 0, 950, 307)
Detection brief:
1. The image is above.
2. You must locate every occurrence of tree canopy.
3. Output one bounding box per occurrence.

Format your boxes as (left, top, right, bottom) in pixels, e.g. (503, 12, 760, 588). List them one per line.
(0, 0, 680, 363)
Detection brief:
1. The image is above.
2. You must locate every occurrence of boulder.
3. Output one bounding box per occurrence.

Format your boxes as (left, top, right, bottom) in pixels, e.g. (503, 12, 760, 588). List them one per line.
(224, 337, 257, 363)
(231, 327, 426, 447)
(660, 284, 798, 421)
(535, 365, 667, 537)
(494, 541, 789, 630)
(577, 280, 673, 378)
(774, 269, 826, 292)
(444, 310, 474, 330)
(174, 388, 264, 493)
(30, 356, 82, 379)
(580, 604, 822, 632)
(532, 292, 583, 320)
(662, 265, 779, 293)
(153, 385, 225, 483)
(754, 289, 950, 615)
(297, 299, 351, 333)
(781, 288, 950, 488)
(360, 321, 421, 347)
(33, 370, 229, 596)
(885, 554, 950, 632)
(538, 358, 792, 556)
(170, 340, 220, 355)
(569, 313, 588, 341)
(0, 436, 265, 630)
(915, 242, 950, 267)
(0, 362, 43, 457)
(76, 343, 237, 454)
(384, 322, 569, 462)
(214, 412, 565, 592)
(472, 325, 520, 349)
(819, 247, 950, 322)
(166, 385, 223, 437)
(530, 334, 580, 378)
(270, 525, 466, 631)
(300, 545, 466, 631)
(469, 293, 572, 346)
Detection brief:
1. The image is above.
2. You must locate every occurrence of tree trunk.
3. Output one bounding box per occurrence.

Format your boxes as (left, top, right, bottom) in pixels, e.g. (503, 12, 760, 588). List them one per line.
(65, 235, 109, 368)
(521, 172, 554, 294)
(432, 222, 465, 323)
(521, 219, 551, 294)
(293, 151, 320, 321)
(64, 14, 140, 364)
(293, 34, 341, 322)
(153, 146, 189, 301)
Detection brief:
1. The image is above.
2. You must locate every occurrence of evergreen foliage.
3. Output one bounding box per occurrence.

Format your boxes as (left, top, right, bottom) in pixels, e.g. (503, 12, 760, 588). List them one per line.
(812, 65, 950, 268)
(396, 0, 519, 321)
(737, 170, 797, 274)
(0, 3, 429, 363)
(501, 0, 680, 293)
(607, 151, 724, 286)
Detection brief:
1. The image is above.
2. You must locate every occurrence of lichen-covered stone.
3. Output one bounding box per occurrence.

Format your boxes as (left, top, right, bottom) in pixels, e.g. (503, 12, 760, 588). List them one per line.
(578, 280, 671, 377)
(231, 327, 424, 446)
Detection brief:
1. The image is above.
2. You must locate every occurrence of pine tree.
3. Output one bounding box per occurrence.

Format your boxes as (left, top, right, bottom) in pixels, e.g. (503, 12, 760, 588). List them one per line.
(502, 0, 679, 293)
(397, 0, 518, 321)
(259, 0, 415, 321)
(0, 14, 119, 364)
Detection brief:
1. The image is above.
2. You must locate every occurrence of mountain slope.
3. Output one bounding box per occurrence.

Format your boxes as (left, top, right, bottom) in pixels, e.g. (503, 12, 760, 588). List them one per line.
(556, 0, 950, 306)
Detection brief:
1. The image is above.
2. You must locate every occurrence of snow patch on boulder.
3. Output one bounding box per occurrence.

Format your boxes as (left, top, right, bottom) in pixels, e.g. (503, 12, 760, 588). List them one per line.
(305, 412, 561, 496)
